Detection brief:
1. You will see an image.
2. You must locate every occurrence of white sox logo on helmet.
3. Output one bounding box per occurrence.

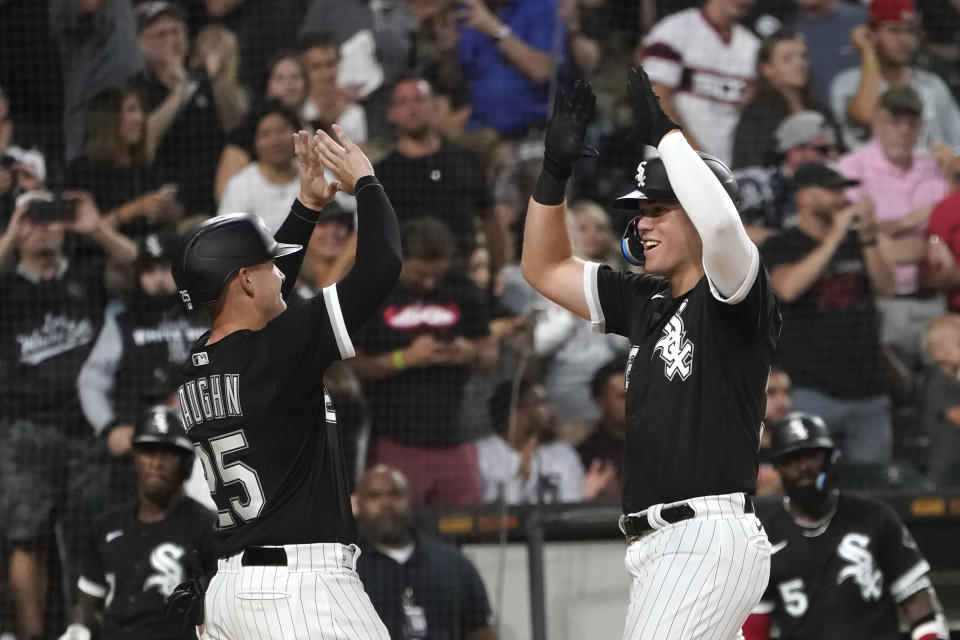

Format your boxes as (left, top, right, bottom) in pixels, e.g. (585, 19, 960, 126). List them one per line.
(635, 162, 647, 189)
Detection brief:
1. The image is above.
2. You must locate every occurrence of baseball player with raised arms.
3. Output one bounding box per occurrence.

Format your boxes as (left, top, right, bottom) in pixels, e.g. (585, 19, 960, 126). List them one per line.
(166, 125, 400, 639)
(58, 406, 214, 640)
(743, 413, 949, 640)
(521, 68, 780, 639)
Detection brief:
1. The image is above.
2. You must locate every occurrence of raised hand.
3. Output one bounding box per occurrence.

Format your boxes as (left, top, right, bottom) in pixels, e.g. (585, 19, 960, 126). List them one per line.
(627, 65, 680, 147)
(543, 79, 597, 177)
(312, 124, 375, 196)
(293, 130, 339, 210)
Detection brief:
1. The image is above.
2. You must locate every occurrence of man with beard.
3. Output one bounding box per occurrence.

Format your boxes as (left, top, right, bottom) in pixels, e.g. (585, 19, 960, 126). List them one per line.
(78, 231, 208, 461)
(374, 76, 506, 268)
(354, 466, 494, 640)
(742, 412, 948, 640)
(59, 406, 214, 640)
(762, 162, 896, 464)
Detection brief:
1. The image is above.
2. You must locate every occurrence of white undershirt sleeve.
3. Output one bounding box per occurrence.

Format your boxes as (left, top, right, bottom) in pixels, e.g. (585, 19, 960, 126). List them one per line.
(657, 132, 759, 302)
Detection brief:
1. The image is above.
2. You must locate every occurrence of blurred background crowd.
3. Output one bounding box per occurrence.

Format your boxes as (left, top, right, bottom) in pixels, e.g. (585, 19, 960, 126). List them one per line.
(1, 0, 960, 637)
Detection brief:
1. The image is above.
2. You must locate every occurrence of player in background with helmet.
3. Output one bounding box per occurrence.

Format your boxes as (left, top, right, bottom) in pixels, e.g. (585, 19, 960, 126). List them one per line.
(521, 66, 780, 639)
(58, 406, 214, 640)
(743, 412, 949, 640)
(167, 125, 399, 639)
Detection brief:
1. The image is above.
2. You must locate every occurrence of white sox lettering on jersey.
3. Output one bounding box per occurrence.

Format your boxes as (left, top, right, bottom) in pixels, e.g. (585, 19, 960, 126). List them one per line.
(837, 534, 883, 601)
(654, 300, 694, 380)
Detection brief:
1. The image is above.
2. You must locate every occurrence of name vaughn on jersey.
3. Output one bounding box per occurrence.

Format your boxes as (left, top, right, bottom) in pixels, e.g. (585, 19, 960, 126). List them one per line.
(176, 372, 243, 430)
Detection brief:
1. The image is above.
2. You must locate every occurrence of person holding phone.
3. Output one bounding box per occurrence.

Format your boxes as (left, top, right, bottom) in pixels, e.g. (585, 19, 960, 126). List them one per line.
(0, 190, 137, 640)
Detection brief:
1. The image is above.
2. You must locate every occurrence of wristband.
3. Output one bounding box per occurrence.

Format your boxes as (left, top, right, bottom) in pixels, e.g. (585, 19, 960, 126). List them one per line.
(493, 24, 512, 42)
(354, 174, 382, 195)
(391, 349, 406, 370)
(910, 612, 948, 640)
(862, 56, 879, 70)
(292, 199, 323, 224)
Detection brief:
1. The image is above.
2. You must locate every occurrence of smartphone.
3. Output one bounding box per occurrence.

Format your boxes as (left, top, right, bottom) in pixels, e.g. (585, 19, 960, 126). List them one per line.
(25, 195, 76, 224)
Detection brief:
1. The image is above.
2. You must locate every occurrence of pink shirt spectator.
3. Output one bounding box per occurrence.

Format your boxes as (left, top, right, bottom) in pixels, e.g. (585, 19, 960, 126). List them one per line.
(838, 141, 949, 294)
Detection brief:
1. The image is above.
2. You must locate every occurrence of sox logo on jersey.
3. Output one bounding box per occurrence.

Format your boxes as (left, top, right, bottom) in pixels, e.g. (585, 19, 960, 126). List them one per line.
(143, 543, 186, 597)
(654, 300, 694, 380)
(837, 533, 883, 600)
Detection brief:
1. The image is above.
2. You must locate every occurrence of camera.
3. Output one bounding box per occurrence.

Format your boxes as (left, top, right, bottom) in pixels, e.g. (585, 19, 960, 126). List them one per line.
(19, 191, 77, 224)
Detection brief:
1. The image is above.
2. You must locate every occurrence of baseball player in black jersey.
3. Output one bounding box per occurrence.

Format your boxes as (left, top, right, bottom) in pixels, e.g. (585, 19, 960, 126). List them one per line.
(743, 412, 949, 640)
(169, 125, 399, 639)
(59, 406, 214, 640)
(521, 68, 780, 639)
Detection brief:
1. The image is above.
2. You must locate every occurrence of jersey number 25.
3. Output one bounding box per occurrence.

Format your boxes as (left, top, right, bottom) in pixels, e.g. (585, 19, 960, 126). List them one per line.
(194, 429, 266, 528)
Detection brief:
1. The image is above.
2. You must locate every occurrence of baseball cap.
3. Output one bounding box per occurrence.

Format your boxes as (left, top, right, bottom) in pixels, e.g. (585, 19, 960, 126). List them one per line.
(775, 111, 832, 154)
(792, 163, 861, 191)
(136, 1, 187, 33)
(132, 405, 193, 454)
(869, 0, 917, 24)
(136, 230, 178, 272)
(878, 85, 923, 116)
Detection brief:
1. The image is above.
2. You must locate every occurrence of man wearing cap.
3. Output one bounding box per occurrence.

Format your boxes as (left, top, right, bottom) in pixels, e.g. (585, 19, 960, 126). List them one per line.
(58, 406, 215, 640)
(762, 162, 896, 464)
(830, 0, 960, 150)
(134, 1, 225, 214)
(736, 110, 841, 245)
(838, 86, 951, 367)
(78, 231, 208, 464)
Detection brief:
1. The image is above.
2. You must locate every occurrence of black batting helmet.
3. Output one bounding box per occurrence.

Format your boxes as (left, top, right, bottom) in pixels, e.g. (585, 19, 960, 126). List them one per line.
(613, 152, 740, 210)
(132, 405, 193, 454)
(172, 212, 301, 310)
(769, 412, 836, 461)
(615, 152, 740, 265)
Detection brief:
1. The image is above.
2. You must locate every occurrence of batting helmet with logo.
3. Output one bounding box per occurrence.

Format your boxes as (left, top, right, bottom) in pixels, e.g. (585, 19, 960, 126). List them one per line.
(769, 412, 836, 461)
(172, 212, 302, 310)
(615, 152, 740, 265)
(132, 405, 193, 454)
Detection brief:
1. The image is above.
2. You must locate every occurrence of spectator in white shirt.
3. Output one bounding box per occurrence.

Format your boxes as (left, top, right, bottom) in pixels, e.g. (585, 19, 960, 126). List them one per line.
(642, 0, 760, 164)
(217, 102, 300, 231)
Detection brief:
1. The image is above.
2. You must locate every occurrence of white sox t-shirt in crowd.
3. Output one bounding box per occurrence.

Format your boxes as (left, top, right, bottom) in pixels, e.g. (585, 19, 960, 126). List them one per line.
(642, 8, 759, 165)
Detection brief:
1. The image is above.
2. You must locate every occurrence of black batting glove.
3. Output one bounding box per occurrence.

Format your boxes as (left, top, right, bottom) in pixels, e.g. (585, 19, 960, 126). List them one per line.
(627, 66, 681, 148)
(542, 79, 598, 179)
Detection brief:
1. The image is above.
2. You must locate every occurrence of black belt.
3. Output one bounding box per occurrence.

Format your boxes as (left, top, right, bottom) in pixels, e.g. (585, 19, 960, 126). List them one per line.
(241, 547, 287, 566)
(622, 494, 754, 540)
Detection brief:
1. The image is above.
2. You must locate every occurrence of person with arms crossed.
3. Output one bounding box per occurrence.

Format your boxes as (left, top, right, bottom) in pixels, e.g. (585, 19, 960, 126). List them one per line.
(521, 68, 780, 639)
(58, 406, 214, 640)
(743, 412, 949, 640)
(165, 124, 400, 639)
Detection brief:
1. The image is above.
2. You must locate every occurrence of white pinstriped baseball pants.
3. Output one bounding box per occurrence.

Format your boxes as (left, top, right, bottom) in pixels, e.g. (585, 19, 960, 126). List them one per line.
(201, 543, 389, 640)
(620, 493, 771, 640)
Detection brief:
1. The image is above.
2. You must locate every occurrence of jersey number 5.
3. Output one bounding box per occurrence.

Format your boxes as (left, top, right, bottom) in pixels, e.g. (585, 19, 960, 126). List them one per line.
(194, 429, 266, 529)
(778, 578, 809, 617)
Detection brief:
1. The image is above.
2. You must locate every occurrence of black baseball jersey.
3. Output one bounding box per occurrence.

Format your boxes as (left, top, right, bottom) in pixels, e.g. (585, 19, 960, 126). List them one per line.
(756, 494, 931, 640)
(177, 291, 357, 557)
(0, 261, 104, 427)
(175, 185, 401, 559)
(586, 259, 780, 513)
(77, 498, 215, 640)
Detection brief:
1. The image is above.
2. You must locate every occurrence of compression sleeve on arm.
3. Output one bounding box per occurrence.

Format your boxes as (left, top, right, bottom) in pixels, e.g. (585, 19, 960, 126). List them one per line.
(333, 176, 402, 333)
(658, 132, 759, 301)
(274, 199, 324, 299)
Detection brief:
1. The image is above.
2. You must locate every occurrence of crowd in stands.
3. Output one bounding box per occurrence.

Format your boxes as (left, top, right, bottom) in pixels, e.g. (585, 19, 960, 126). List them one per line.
(1, 0, 960, 637)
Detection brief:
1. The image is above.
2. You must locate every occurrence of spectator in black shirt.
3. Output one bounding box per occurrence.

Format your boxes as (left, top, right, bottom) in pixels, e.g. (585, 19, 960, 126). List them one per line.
(0, 192, 137, 640)
(762, 162, 896, 463)
(576, 359, 625, 501)
(351, 218, 496, 506)
(65, 85, 182, 233)
(134, 1, 226, 215)
(375, 76, 509, 270)
(355, 465, 494, 640)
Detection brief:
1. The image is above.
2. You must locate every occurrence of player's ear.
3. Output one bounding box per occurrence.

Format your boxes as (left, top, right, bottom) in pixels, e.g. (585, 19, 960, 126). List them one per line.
(236, 266, 257, 297)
